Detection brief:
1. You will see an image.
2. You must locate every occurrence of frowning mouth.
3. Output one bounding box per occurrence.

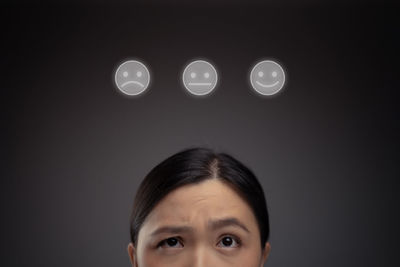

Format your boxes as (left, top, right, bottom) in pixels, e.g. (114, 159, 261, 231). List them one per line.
(256, 80, 279, 88)
(121, 80, 144, 88)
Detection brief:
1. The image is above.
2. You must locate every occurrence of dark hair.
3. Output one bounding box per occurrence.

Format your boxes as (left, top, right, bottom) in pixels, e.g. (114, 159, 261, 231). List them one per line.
(129, 147, 270, 249)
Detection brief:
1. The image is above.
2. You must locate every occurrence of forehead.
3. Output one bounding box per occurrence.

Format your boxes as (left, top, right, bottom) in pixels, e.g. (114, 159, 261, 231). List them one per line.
(252, 62, 282, 74)
(120, 62, 147, 72)
(142, 179, 258, 228)
(186, 61, 214, 72)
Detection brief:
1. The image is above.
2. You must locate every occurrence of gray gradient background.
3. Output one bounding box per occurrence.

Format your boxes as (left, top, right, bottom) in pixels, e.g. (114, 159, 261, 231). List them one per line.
(1, 2, 399, 267)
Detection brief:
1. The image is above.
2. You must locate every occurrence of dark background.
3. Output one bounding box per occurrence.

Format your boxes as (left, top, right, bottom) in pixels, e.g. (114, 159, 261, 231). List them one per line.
(1, 1, 399, 267)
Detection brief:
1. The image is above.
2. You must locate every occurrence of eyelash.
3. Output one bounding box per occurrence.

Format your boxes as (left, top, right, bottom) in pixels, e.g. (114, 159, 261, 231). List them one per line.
(157, 234, 242, 249)
(218, 235, 242, 248)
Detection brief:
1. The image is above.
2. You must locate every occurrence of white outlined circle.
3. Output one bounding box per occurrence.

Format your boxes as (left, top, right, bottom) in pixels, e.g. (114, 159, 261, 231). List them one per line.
(114, 60, 150, 96)
(182, 60, 218, 96)
(250, 60, 285, 96)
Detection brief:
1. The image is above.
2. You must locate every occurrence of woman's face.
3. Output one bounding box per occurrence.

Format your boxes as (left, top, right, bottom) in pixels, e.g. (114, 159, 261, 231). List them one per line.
(128, 178, 271, 267)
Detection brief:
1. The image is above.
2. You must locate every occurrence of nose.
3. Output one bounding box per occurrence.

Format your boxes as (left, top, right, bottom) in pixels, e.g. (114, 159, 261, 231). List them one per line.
(192, 246, 213, 267)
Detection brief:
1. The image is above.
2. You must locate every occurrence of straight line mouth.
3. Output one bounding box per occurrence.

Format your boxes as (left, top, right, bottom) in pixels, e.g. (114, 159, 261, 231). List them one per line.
(188, 82, 212, 86)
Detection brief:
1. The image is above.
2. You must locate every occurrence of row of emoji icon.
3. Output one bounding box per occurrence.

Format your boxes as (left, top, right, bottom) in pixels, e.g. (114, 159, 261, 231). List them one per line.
(114, 59, 286, 96)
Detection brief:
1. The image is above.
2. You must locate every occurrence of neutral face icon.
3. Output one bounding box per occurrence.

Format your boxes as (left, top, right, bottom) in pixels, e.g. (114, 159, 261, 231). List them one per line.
(115, 60, 150, 96)
(250, 60, 285, 96)
(182, 60, 218, 96)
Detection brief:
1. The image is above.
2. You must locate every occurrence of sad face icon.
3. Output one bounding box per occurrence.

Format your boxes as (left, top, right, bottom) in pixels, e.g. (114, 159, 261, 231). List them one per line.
(114, 60, 150, 96)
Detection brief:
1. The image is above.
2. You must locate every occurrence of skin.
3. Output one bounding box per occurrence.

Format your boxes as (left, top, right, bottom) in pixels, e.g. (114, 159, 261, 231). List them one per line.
(127, 178, 271, 267)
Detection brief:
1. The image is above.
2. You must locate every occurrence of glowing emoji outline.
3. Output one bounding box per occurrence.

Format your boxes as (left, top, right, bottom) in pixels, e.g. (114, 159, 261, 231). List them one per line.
(250, 60, 286, 96)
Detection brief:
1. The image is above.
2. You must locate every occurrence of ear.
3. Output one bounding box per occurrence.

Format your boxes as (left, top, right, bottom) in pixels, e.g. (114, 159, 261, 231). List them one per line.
(127, 243, 137, 267)
(260, 241, 271, 266)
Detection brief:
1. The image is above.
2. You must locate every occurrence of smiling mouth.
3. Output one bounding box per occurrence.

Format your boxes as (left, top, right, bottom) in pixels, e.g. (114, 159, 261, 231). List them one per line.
(121, 80, 144, 88)
(256, 80, 279, 88)
(188, 82, 212, 86)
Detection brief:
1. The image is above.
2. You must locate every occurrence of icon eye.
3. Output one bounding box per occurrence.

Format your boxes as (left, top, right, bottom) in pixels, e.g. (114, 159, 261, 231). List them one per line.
(190, 72, 196, 78)
(258, 71, 264, 77)
(271, 71, 277, 77)
(204, 72, 210, 78)
(136, 71, 142, 77)
(123, 71, 129, 77)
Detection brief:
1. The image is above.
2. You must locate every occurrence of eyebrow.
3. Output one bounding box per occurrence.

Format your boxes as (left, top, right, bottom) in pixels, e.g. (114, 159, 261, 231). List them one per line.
(208, 217, 250, 233)
(150, 225, 194, 237)
(150, 217, 250, 237)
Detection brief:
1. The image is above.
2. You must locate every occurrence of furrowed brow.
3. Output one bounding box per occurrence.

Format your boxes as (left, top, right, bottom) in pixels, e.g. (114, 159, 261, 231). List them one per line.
(150, 217, 250, 237)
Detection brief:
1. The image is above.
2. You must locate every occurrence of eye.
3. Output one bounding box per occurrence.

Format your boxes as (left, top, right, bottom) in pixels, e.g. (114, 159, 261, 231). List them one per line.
(258, 71, 264, 77)
(204, 72, 210, 78)
(217, 235, 241, 248)
(157, 237, 184, 249)
(136, 71, 142, 77)
(191, 72, 196, 78)
(271, 71, 277, 77)
(123, 71, 129, 77)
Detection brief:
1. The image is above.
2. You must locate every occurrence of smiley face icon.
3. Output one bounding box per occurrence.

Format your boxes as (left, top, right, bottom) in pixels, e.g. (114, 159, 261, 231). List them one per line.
(250, 60, 286, 96)
(114, 60, 150, 96)
(182, 60, 218, 96)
